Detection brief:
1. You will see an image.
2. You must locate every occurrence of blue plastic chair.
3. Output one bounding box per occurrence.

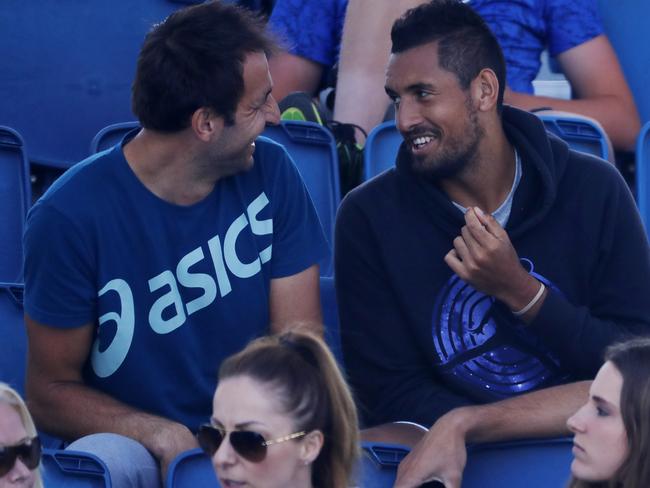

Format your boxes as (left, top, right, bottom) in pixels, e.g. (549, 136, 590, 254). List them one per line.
(0, 1, 202, 170)
(320, 276, 343, 366)
(0, 127, 31, 283)
(263, 121, 341, 276)
(359, 438, 573, 487)
(363, 121, 403, 181)
(635, 121, 650, 235)
(166, 448, 219, 488)
(89, 122, 140, 154)
(0, 284, 26, 396)
(598, 0, 650, 126)
(536, 112, 611, 161)
(42, 449, 112, 487)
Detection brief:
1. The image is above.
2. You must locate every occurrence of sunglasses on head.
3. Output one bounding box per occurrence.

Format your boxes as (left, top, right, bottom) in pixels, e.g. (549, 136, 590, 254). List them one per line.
(197, 424, 306, 463)
(0, 437, 41, 477)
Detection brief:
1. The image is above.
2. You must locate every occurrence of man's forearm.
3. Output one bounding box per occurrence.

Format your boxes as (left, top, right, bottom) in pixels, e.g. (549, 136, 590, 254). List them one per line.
(28, 379, 192, 461)
(447, 381, 590, 444)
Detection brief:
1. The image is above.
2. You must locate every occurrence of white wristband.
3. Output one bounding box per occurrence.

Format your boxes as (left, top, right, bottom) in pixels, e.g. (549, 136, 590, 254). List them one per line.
(512, 282, 545, 317)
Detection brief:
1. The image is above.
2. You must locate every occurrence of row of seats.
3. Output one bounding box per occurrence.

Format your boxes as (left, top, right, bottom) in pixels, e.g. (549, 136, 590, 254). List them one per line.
(38, 438, 574, 487)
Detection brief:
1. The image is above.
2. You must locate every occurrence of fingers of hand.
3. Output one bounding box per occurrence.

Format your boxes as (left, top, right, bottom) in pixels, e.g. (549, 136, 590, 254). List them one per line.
(472, 207, 508, 239)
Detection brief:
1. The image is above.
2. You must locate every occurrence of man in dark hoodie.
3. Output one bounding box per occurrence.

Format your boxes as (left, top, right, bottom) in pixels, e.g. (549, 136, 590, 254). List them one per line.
(334, 1, 650, 487)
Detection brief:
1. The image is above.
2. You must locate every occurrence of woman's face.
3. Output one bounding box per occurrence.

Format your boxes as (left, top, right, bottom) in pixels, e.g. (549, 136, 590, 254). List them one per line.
(567, 361, 628, 482)
(0, 402, 37, 488)
(211, 375, 319, 488)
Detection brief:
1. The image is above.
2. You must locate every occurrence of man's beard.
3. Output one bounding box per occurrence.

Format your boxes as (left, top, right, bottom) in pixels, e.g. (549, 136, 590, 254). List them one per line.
(411, 98, 484, 180)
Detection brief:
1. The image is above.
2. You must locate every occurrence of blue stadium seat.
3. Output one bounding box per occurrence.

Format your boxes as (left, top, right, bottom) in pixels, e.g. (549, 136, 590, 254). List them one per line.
(0, 284, 26, 396)
(598, 0, 650, 125)
(0, 1, 202, 170)
(262, 121, 341, 276)
(89, 122, 140, 155)
(42, 449, 112, 487)
(360, 438, 573, 487)
(364, 121, 403, 181)
(536, 112, 612, 162)
(0, 127, 31, 283)
(166, 448, 219, 488)
(320, 276, 343, 366)
(635, 121, 650, 235)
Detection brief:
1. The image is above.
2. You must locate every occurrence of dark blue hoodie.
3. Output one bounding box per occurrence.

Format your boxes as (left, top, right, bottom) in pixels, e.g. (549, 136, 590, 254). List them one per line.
(335, 106, 650, 427)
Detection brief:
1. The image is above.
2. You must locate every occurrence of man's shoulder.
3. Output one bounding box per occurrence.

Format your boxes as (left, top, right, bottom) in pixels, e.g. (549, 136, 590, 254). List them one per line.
(38, 147, 123, 207)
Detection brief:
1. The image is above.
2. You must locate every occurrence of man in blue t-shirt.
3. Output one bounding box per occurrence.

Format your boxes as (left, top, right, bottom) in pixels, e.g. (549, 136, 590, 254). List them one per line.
(23, 3, 328, 487)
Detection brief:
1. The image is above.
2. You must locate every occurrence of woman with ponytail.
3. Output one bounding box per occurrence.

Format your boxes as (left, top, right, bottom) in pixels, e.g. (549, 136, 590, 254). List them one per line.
(199, 330, 359, 488)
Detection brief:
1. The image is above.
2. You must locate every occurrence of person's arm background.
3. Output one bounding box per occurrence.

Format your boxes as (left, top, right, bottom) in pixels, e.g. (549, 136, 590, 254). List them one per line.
(505, 35, 640, 152)
(333, 0, 426, 139)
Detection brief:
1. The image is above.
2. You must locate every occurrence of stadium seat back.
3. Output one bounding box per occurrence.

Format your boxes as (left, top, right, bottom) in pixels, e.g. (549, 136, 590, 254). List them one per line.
(360, 438, 573, 487)
(536, 111, 612, 162)
(320, 276, 343, 366)
(364, 121, 402, 181)
(598, 0, 650, 125)
(0, 284, 26, 396)
(635, 121, 650, 236)
(0, 127, 31, 283)
(166, 448, 219, 488)
(89, 122, 140, 155)
(262, 121, 340, 276)
(42, 449, 112, 487)
(0, 1, 201, 170)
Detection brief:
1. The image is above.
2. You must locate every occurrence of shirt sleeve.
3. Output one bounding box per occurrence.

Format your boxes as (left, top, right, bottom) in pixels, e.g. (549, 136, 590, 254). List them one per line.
(268, 0, 344, 67)
(23, 202, 97, 328)
(335, 194, 472, 428)
(545, 0, 604, 56)
(266, 143, 329, 278)
(529, 161, 650, 377)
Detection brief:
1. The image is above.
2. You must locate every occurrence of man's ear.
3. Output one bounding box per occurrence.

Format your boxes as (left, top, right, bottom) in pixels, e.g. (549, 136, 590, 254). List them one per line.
(299, 430, 324, 465)
(471, 68, 500, 112)
(191, 107, 224, 142)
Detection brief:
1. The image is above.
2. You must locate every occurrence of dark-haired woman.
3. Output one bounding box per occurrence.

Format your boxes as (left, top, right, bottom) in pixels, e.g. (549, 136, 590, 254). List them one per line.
(567, 337, 650, 488)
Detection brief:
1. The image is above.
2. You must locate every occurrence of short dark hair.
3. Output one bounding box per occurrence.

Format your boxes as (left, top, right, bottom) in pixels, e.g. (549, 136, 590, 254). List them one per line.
(132, 0, 276, 131)
(391, 0, 506, 110)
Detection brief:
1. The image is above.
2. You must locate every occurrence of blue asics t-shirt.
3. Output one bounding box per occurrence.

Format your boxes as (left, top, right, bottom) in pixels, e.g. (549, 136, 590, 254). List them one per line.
(23, 135, 328, 430)
(470, 0, 604, 93)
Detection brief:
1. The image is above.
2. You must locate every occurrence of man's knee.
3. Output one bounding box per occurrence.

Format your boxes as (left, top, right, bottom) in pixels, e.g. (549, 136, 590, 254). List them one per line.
(67, 433, 162, 488)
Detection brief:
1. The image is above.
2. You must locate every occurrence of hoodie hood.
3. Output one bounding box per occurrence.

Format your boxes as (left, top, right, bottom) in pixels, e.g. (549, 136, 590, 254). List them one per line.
(395, 105, 570, 239)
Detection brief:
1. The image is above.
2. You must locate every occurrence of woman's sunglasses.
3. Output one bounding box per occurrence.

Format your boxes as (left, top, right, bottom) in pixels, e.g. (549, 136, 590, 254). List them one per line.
(197, 424, 306, 463)
(0, 437, 41, 477)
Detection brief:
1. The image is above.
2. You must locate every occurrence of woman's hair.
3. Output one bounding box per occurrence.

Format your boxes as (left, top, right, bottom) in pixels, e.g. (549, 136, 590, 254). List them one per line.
(0, 383, 43, 488)
(568, 337, 650, 488)
(219, 330, 359, 488)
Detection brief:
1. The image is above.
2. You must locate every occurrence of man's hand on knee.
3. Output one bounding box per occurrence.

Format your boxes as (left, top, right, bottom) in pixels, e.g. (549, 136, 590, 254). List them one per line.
(393, 408, 469, 488)
(147, 421, 199, 480)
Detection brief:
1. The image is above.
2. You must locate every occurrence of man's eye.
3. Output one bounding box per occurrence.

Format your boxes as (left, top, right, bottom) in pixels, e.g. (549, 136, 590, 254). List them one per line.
(418, 91, 431, 99)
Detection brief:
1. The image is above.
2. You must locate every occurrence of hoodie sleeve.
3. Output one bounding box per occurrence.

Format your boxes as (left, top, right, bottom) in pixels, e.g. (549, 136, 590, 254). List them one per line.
(335, 194, 472, 427)
(528, 163, 650, 377)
